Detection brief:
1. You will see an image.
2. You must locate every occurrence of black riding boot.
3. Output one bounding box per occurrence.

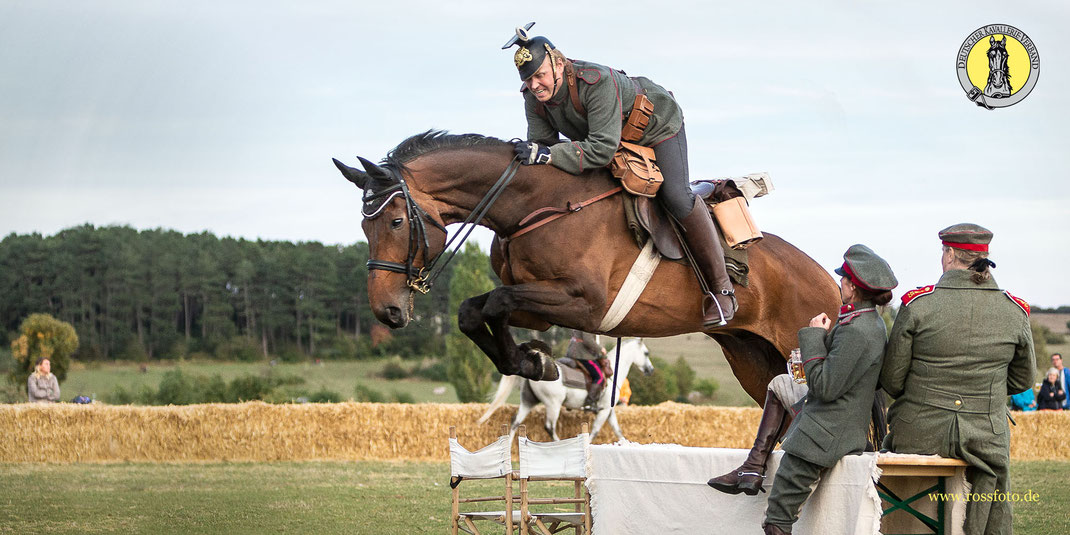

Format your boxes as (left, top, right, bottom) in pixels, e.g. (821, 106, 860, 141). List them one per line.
(708, 391, 789, 495)
(677, 196, 736, 327)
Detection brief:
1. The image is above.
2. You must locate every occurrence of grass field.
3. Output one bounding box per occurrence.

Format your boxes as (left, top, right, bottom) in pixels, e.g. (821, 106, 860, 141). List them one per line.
(1, 460, 1067, 534)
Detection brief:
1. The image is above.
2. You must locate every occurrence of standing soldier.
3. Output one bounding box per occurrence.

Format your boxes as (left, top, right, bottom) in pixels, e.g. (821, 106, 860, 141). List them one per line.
(503, 23, 736, 327)
(880, 223, 1035, 535)
(566, 330, 609, 412)
(760, 245, 898, 534)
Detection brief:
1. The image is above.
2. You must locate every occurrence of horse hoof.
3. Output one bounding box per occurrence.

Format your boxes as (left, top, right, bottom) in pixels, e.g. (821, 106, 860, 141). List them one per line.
(517, 342, 558, 381)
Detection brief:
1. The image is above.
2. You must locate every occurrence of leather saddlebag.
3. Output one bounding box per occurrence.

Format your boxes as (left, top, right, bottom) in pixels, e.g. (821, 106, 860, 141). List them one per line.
(611, 141, 664, 197)
(711, 196, 763, 249)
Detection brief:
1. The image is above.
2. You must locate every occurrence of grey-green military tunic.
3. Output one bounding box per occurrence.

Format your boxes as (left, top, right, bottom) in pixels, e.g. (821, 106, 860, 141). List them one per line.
(765, 303, 888, 529)
(523, 59, 683, 174)
(880, 269, 1034, 535)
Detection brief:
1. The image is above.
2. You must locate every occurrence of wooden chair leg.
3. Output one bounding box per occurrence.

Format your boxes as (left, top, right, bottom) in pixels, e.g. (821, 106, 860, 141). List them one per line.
(463, 517, 482, 535)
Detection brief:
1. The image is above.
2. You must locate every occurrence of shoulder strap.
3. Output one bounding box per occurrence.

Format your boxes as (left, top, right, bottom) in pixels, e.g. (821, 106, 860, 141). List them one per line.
(1004, 291, 1030, 316)
(901, 285, 935, 306)
(563, 61, 586, 117)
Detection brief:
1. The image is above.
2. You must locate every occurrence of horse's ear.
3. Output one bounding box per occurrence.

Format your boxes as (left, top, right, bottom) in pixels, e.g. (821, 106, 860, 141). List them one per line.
(333, 158, 369, 190)
(357, 156, 396, 183)
(990, 36, 996, 44)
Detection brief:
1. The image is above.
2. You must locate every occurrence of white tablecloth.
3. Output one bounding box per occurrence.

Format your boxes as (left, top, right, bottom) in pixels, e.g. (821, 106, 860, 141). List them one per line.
(586, 443, 882, 535)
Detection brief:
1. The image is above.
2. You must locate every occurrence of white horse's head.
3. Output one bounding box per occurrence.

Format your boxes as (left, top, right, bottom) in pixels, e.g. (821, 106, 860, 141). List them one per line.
(618, 338, 655, 376)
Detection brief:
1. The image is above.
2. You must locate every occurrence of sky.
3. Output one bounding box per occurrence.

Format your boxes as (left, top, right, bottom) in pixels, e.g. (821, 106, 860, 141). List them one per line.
(1, 1, 1068, 306)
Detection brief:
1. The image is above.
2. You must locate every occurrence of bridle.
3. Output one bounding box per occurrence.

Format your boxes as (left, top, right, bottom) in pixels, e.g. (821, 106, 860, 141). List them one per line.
(364, 156, 523, 295)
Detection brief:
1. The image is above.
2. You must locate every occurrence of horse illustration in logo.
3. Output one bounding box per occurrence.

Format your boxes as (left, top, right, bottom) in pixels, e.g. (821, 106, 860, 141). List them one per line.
(984, 35, 1012, 98)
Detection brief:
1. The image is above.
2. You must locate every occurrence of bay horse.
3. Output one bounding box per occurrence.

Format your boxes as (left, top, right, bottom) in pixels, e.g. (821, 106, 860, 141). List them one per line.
(333, 130, 840, 404)
(478, 338, 655, 444)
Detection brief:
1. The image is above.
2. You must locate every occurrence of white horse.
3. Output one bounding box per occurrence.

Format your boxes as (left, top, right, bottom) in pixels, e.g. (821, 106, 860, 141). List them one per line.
(478, 338, 654, 443)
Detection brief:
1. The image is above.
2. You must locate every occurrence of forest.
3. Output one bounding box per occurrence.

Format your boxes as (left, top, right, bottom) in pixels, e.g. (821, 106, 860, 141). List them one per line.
(0, 224, 457, 362)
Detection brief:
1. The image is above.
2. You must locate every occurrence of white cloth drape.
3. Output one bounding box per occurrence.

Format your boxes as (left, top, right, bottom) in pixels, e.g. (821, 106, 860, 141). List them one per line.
(586, 443, 882, 535)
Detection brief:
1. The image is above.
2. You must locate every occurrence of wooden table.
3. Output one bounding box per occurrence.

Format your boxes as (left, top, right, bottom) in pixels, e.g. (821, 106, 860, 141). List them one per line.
(876, 455, 968, 535)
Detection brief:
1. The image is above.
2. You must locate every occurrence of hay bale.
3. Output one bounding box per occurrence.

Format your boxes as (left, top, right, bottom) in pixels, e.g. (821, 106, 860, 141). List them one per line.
(0, 403, 1064, 463)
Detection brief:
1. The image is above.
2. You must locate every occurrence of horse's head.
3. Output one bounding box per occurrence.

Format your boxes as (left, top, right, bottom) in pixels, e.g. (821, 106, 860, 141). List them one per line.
(333, 155, 448, 329)
(629, 338, 655, 376)
(988, 36, 1008, 70)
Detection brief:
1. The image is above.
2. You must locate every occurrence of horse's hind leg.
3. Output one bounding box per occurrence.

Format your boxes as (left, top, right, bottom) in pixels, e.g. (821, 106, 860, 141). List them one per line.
(711, 332, 786, 405)
(543, 401, 562, 441)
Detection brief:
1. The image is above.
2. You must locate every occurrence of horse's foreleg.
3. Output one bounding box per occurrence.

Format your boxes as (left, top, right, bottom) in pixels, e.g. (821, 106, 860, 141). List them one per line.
(543, 402, 562, 441)
(510, 400, 533, 446)
(477, 282, 588, 381)
(458, 292, 520, 375)
(606, 409, 625, 442)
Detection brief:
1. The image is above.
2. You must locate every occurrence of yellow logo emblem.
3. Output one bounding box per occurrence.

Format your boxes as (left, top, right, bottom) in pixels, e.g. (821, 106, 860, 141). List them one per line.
(956, 24, 1040, 109)
(514, 47, 533, 68)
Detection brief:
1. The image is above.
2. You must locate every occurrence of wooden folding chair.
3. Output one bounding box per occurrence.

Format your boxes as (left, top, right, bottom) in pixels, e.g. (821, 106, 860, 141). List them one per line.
(517, 423, 591, 535)
(449, 425, 520, 535)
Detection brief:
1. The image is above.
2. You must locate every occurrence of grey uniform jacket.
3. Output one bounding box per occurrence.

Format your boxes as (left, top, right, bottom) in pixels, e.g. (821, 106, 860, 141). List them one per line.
(780, 304, 887, 468)
(880, 269, 1035, 454)
(523, 59, 684, 175)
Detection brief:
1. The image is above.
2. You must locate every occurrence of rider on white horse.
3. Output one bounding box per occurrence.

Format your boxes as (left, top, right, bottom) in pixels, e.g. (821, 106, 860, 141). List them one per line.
(567, 330, 610, 412)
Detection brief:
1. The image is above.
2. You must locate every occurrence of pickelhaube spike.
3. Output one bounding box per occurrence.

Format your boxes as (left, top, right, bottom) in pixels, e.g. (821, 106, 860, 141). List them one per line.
(501, 22, 556, 80)
(501, 22, 536, 49)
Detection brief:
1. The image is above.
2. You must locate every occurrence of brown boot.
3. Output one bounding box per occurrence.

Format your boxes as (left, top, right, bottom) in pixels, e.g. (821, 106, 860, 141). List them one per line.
(678, 196, 736, 327)
(763, 523, 791, 535)
(707, 391, 788, 495)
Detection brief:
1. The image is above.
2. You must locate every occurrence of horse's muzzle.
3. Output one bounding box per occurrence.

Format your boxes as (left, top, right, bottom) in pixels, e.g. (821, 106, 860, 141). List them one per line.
(379, 305, 408, 329)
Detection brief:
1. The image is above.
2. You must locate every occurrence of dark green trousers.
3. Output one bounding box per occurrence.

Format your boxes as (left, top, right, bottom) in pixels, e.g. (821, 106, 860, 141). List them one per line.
(764, 453, 825, 532)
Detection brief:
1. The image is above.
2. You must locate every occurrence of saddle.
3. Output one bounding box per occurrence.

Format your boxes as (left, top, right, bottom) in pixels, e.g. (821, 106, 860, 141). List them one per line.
(556, 357, 614, 390)
(622, 175, 771, 287)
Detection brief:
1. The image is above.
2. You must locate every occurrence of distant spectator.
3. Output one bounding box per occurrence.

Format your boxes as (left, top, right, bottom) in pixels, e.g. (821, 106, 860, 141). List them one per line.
(1052, 353, 1070, 410)
(1038, 367, 1065, 411)
(617, 377, 631, 406)
(27, 358, 61, 403)
(1009, 387, 1036, 412)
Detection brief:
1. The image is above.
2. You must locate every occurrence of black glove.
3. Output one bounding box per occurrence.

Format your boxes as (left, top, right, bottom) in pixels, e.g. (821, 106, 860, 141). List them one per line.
(513, 141, 552, 165)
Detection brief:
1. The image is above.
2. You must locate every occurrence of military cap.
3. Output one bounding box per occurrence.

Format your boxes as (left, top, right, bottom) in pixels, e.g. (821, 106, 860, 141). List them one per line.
(502, 22, 556, 80)
(939, 223, 993, 252)
(833, 244, 898, 292)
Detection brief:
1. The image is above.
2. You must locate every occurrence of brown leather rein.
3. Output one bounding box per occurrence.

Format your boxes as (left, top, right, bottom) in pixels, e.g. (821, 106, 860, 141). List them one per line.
(507, 186, 623, 242)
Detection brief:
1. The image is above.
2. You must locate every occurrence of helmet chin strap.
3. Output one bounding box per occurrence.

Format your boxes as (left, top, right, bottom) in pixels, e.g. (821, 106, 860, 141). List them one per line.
(546, 44, 561, 99)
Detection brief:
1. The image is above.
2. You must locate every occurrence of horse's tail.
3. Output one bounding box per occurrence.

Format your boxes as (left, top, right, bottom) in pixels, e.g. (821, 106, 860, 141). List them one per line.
(867, 389, 889, 451)
(477, 374, 522, 425)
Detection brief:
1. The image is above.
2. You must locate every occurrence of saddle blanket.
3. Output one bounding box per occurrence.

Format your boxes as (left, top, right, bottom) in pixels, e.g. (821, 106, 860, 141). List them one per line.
(586, 443, 882, 535)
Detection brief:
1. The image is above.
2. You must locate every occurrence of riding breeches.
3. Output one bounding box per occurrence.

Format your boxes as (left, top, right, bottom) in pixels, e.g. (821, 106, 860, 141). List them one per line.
(652, 124, 693, 220)
(769, 374, 809, 410)
(581, 360, 605, 385)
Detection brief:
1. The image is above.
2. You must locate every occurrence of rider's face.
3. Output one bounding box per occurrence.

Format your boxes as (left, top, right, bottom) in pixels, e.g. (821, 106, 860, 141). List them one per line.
(524, 57, 561, 102)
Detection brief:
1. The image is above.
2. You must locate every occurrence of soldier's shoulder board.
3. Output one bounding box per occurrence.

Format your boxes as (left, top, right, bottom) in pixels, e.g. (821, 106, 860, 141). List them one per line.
(900, 285, 935, 306)
(1003, 291, 1030, 316)
(576, 68, 601, 85)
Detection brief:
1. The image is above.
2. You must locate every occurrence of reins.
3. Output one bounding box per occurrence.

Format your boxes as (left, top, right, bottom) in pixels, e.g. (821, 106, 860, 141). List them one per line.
(506, 186, 623, 241)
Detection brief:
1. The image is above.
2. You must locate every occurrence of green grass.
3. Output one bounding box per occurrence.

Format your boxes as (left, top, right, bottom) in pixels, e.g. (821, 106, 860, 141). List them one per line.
(62, 359, 462, 404)
(0, 460, 1066, 534)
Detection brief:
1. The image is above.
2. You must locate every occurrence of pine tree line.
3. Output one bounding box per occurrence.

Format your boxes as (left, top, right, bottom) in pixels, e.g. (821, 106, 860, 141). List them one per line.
(0, 225, 455, 361)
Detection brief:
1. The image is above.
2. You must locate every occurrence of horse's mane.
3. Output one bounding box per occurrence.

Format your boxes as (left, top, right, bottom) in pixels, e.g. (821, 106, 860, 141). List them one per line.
(385, 130, 510, 171)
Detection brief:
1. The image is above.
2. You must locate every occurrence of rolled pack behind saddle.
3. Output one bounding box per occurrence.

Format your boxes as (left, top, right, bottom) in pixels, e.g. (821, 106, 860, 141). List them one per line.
(555, 355, 614, 391)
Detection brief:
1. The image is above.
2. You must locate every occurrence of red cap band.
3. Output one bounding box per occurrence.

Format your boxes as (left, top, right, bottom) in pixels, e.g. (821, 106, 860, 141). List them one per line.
(942, 240, 989, 252)
(841, 262, 875, 292)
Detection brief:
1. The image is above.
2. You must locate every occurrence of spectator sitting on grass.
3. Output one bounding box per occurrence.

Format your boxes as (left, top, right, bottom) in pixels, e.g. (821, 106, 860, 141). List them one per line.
(1038, 367, 1065, 411)
(27, 358, 61, 403)
(1009, 386, 1036, 412)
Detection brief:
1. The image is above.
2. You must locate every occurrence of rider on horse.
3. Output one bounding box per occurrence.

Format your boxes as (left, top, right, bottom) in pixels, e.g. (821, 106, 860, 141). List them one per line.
(504, 23, 737, 327)
(566, 330, 611, 412)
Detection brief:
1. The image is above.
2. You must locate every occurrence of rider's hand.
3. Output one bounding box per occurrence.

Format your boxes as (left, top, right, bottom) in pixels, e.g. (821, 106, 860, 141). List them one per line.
(514, 141, 552, 165)
(809, 313, 831, 330)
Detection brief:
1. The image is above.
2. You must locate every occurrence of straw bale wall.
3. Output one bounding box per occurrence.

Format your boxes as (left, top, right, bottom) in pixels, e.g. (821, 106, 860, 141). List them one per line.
(0, 402, 1065, 463)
